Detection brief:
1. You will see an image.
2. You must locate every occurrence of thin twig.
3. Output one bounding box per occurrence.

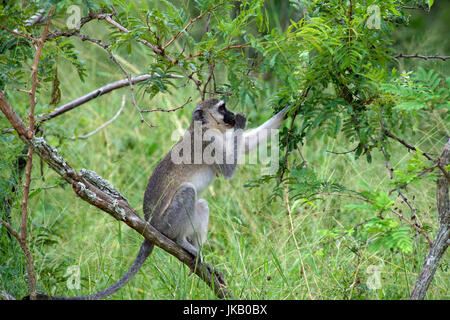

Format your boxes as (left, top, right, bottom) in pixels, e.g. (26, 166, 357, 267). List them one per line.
(318, 192, 432, 246)
(96, 13, 175, 64)
(390, 208, 432, 247)
(279, 87, 310, 182)
(93, 12, 207, 92)
(388, 165, 437, 194)
(45, 12, 107, 41)
(141, 97, 192, 113)
(394, 53, 450, 61)
(411, 139, 450, 299)
(1, 219, 21, 240)
(383, 128, 449, 181)
(400, 5, 430, 12)
(184, 42, 251, 60)
(202, 60, 216, 101)
(70, 95, 126, 140)
(163, 2, 224, 50)
(0, 25, 38, 43)
(69, 31, 153, 127)
(326, 144, 359, 155)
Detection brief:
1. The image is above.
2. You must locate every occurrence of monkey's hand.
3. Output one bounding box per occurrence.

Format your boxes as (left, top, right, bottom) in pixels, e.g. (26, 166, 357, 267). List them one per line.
(234, 113, 247, 130)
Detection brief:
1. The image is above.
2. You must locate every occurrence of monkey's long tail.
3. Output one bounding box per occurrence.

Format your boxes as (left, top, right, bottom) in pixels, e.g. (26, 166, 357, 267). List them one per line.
(26, 240, 154, 300)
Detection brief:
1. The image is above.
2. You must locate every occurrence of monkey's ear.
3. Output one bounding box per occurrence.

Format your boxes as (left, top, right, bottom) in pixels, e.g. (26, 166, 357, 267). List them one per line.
(193, 108, 204, 122)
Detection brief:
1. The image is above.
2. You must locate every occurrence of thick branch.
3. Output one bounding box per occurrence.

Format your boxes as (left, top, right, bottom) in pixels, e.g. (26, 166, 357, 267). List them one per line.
(37, 74, 182, 122)
(0, 91, 232, 299)
(411, 138, 450, 299)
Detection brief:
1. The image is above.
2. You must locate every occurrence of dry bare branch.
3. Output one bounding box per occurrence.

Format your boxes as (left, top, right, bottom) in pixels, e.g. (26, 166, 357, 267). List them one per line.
(37, 74, 182, 122)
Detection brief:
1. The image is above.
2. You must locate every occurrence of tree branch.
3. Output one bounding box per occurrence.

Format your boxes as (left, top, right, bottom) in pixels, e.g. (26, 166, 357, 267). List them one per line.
(380, 144, 422, 244)
(37, 74, 182, 122)
(15, 14, 52, 300)
(0, 25, 38, 43)
(184, 42, 251, 61)
(141, 97, 192, 113)
(163, 2, 224, 50)
(326, 144, 359, 155)
(66, 31, 154, 128)
(383, 128, 449, 181)
(395, 53, 450, 61)
(95, 13, 176, 64)
(279, 87, 310, 182)
(400, 5, 430, 12)
(0, 91, 232, 299)
(411, 138, 450, 299)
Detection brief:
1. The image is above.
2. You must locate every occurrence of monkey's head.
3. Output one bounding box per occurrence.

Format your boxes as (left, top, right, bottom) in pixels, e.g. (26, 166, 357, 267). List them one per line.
(192, 98, 236, 132)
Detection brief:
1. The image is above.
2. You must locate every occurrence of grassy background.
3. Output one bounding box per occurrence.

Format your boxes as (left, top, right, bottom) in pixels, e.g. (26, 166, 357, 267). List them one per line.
(0, 2, 449, 299)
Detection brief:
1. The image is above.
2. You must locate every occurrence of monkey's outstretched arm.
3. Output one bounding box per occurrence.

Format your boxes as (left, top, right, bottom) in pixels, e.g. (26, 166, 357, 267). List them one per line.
(243, 107, 288, 154)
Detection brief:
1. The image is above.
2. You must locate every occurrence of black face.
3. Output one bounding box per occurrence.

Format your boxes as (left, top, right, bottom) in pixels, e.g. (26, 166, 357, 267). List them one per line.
(218, 102, 236, 127)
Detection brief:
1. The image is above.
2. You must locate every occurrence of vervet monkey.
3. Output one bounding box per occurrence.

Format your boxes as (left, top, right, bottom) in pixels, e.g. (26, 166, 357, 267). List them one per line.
(32, 98, 287, 299)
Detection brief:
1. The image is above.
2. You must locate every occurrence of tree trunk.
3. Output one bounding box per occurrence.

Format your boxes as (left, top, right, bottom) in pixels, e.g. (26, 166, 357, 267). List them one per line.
(410, 138, 449, 300)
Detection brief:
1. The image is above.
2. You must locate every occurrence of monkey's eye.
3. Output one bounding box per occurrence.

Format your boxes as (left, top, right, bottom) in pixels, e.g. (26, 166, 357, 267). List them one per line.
(218, 105, 225, 113)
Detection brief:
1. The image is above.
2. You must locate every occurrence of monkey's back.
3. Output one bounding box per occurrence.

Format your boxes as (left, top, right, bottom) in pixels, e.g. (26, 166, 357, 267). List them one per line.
(143, 150, 210, 221)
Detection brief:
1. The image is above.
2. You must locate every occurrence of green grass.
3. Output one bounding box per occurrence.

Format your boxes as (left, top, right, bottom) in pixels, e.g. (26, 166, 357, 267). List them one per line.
(1, 6, 449, 300)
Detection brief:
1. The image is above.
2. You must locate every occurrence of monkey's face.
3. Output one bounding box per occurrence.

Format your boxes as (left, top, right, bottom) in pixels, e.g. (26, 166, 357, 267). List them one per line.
(194, 98, 236, 132)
